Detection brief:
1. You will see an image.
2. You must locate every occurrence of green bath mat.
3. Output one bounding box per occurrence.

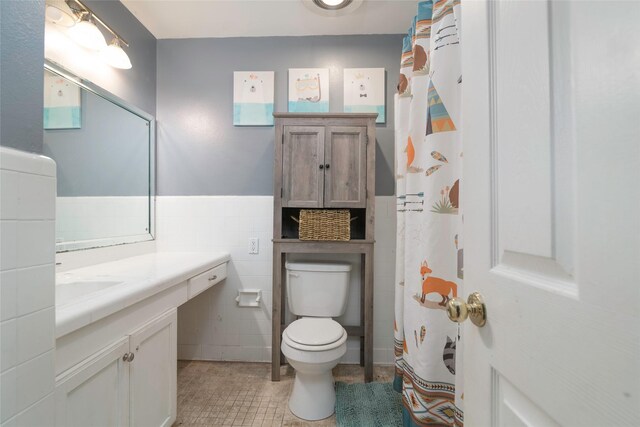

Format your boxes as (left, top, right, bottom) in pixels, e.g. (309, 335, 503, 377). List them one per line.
(335, 382, 402, 427)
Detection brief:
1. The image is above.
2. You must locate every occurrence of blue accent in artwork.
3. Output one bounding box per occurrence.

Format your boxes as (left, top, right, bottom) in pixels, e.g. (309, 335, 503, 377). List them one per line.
(43, 106, 81, 129)
(288, 101, 329, 113)
(233, 103, 274, 126)
(345, 105, 385, 123)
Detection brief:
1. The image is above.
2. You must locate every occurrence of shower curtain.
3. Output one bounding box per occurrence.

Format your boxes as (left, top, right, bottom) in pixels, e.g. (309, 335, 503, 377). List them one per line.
(393, 1, 463, 425)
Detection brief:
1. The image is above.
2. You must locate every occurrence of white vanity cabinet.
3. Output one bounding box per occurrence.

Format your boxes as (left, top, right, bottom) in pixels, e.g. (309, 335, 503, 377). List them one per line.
(55, 337, 131, 427)
(55, 253, 229, 427)
(55, 309, 177, 427)
(129, 309, 177, 427)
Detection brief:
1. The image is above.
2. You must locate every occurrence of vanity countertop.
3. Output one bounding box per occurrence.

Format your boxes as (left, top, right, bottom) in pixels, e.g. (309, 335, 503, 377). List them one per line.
(55, 251, 229, 338)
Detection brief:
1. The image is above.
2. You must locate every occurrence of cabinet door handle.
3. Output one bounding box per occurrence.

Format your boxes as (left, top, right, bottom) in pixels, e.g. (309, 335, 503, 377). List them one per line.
(208, 275, 218, 281)
(325, 164, 330, 169)
(123, 352, 135, 362)
(319, 164, 324, 170)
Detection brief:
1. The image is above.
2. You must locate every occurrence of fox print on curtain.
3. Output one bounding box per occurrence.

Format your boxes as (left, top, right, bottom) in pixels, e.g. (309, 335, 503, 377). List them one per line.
(393, 1, 463, 426)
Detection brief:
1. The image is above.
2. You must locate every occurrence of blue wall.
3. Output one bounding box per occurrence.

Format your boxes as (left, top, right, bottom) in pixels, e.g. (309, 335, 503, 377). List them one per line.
(157, 34, 402, 196)
(1, 1, 46, 153)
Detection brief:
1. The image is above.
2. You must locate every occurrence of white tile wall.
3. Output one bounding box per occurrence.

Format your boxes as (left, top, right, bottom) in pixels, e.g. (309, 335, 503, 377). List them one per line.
(156, 196, 397, 365)
(0, 147, 56, 426)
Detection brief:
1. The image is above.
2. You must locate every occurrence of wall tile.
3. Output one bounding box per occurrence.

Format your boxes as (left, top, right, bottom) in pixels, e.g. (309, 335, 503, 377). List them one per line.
(15, 265, 54, 317)
(0, 368, 17, 423)
(0, 320, 16, 372)
(160, 196, 397, 365)
(16, 308, 54, 364)
(0, 171, 19, 220)
(0, 221, 18, 271)
(0, 271, 17, 322)
(0, 148, 56, 424)
(17, 174, 55, 220)
(3, 393, 54, 427)
(15, 351, 54, 414)
(16, 221, 54, 269)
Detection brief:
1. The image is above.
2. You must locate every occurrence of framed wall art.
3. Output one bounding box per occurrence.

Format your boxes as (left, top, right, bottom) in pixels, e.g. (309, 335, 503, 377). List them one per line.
(44, 69, 81, 129)
(343, 68, 385, 123)
(288, 68, 329, 113)
(233, 71, 275, 126)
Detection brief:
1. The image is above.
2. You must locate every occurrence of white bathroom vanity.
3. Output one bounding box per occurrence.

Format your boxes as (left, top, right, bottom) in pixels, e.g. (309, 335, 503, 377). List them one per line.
(53, 252, 229, 427)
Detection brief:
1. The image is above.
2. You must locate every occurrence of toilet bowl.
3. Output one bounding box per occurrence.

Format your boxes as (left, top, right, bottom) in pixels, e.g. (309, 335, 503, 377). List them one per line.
(282, 261, 351, 421)
(281, 317, 347, 420)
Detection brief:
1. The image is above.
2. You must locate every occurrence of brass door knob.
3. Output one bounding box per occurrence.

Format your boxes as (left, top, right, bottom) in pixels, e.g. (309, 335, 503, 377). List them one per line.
(446, 292, 487, 327)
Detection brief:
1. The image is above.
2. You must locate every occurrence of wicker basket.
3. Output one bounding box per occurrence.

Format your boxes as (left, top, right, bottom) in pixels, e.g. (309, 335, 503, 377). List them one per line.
(297, 209, 350, 241)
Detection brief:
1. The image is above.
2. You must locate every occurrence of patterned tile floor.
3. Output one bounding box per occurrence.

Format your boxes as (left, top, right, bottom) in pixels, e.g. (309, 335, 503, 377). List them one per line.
(174, 361, 395, 427)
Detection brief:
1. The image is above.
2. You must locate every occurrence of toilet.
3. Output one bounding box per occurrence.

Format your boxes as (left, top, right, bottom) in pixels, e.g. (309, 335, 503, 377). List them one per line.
(281, 261, 352, 421)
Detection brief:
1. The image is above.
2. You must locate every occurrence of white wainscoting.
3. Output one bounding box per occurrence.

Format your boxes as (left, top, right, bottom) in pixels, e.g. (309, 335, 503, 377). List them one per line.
(156, 196, 397, 365)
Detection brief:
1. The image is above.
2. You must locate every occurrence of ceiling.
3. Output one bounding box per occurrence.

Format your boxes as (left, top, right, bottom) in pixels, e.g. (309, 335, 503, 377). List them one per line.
(120, 0, 417, 39)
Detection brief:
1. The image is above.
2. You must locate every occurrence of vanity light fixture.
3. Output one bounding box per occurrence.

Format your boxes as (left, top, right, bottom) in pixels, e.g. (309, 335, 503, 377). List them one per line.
(312, 0, 353, 10)
(101, 39, 132, 69)
(68, 14, 107, 50)
(45, 0, 75, 27)
(47, 0, 133, 69)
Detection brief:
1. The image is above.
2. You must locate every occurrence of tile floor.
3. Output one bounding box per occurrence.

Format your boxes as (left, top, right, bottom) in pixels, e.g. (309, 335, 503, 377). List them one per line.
(174, 361, 395, 427)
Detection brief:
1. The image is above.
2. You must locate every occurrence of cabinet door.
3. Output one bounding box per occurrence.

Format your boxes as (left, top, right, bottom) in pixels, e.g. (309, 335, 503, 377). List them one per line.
(323, 126, 367, 208)
(282, 126, 325, 207)
(55, 337, 130, 427)
(129, 309, 177, 427)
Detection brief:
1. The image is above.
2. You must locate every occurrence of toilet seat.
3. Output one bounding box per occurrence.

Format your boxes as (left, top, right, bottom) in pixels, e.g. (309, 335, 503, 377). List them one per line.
(283, 318, 347, 352)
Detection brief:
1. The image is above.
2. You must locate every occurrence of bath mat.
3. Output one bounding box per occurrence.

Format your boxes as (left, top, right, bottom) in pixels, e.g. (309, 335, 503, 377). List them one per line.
(335, 382, 402, 427)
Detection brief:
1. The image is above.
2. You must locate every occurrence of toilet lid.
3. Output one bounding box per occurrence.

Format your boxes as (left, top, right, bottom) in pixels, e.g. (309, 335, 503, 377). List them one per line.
(284, 318, 344, 346)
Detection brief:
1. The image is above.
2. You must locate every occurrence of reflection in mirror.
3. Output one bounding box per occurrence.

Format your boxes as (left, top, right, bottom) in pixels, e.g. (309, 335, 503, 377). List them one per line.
(43, 64, 155, 252)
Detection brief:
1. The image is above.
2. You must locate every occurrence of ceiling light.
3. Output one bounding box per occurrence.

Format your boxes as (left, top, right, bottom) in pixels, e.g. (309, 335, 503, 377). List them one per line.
(312, 0, 353, 10)
(68, 15, 107, 50)
(101, 39, 132, 69)
(45, 0, 76, 27)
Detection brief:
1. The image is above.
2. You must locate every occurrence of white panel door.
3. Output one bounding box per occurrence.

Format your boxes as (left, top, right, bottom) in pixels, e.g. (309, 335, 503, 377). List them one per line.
(462, 1, 640, 426)
(55, 337, 130, 427)
(129, 309, 177, 427)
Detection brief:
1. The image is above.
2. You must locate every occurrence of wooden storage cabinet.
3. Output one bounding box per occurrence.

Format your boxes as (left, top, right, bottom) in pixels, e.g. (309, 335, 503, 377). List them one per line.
(55, 309, 177, 427)
(323, 126, 367, 208)
(282, 125, 367, 209)
(272, 113, 376, 382)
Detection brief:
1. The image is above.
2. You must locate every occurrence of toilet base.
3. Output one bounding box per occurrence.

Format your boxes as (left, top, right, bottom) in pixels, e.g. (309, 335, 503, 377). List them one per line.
(288, 370, 335, 421)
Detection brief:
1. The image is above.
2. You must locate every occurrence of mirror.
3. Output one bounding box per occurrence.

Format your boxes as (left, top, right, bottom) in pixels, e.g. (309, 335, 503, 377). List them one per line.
(43, 61, 155, 252)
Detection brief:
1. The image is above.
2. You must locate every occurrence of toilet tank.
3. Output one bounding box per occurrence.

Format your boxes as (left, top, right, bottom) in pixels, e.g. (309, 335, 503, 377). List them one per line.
(285, 261, 351, 317)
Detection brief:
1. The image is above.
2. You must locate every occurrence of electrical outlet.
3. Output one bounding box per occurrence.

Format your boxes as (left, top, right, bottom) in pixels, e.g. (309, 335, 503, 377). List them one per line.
(248, 237, 259, 254)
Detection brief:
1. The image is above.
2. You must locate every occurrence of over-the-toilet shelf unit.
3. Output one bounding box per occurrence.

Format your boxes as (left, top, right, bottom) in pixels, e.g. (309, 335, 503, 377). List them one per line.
(271, 112, 376, 382)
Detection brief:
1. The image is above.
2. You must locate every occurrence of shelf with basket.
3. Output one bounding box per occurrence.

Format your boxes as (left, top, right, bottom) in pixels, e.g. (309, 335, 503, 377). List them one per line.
(272, 113, 376, 383)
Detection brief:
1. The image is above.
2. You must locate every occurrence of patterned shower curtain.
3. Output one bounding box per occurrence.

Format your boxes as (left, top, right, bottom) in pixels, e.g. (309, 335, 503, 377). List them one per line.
(393, 0, 463, 425)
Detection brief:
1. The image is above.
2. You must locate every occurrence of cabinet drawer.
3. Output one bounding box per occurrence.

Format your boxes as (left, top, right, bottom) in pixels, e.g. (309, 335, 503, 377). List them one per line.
(188, 263, 226, 299)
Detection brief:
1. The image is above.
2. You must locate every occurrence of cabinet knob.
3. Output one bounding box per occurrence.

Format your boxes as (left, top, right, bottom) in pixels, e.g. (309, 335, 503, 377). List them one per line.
(123, 352, 135, 362)
(325, 164, 330, 169)
(319, 164, 324, 170)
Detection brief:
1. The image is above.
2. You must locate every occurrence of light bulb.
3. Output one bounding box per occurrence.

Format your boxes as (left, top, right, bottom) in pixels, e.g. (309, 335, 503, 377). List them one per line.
(312, 0, 352, 10)
(101, 39, 132, 69)
(68, 17, 107, 50)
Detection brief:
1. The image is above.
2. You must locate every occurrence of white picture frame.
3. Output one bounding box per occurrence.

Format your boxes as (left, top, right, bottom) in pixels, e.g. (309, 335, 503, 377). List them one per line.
(288, 68, 330, 113)
(343, 68, 385, 123)
(233, 71, 275, 126)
